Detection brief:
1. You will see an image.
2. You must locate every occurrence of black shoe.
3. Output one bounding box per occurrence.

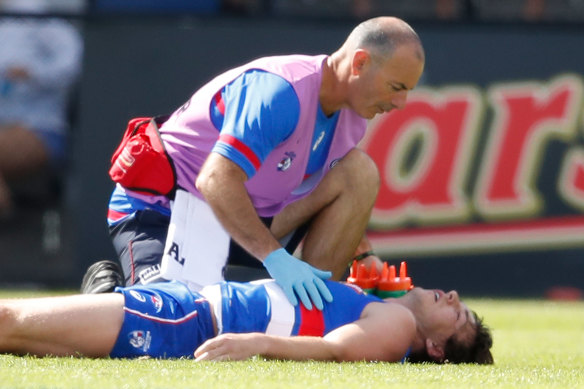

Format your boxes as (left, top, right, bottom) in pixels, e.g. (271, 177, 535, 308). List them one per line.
(80, 260, 124, 294)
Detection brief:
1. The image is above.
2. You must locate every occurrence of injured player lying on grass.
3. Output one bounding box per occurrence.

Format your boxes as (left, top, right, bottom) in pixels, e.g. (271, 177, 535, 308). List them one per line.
(0, 279, 493, 364)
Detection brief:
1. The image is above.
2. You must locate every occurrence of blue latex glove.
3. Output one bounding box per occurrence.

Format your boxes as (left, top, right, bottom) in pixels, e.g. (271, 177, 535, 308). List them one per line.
(263, 248, 333, 310)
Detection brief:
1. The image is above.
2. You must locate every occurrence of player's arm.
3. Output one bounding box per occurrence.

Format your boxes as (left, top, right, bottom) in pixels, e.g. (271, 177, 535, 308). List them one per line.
(194, 303, 415, 362)
(197, 153, 281, 260)
(197, 71, 333, 310)
(197, 70, 299, 261)
(197, 153, 332, 311)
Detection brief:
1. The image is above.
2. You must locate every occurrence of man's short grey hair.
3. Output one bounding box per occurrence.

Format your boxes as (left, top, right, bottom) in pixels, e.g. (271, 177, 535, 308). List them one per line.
(349, 17, 424, 62)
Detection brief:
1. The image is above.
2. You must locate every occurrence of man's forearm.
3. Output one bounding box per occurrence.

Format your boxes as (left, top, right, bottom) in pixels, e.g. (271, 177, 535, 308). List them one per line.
(259, 334, 341, 361)
(196, 153, 281, 261)
(196, 153, 334, 311)
(194, 332, 342, 362)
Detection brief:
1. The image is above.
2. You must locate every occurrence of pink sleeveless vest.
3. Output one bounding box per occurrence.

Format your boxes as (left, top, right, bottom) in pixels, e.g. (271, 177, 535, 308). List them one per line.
(159, 55, 367, 216)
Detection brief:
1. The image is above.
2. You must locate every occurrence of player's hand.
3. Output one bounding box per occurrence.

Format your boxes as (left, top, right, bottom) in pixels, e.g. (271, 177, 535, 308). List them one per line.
(262, 248, 333, 310)
(194, 333, 263, 361)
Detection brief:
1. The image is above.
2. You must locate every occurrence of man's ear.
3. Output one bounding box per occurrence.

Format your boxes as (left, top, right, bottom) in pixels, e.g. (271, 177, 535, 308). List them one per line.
(351, 49, 370, 75)
(425, 338, 445, 362)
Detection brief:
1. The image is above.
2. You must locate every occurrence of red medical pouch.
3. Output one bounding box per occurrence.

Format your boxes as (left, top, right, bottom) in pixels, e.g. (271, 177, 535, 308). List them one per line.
(108, 115, 176, 196)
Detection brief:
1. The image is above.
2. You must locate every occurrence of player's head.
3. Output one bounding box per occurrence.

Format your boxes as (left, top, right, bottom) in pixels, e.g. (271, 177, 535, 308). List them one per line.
(443, 311, 493, 364)
(398, 287, 494, 364)
(408, 310, 494, 364)
(340, 17, 425, 119)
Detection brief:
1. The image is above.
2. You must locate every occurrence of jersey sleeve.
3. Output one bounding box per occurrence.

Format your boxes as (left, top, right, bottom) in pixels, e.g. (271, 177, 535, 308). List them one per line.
(211, 70, 300, 178)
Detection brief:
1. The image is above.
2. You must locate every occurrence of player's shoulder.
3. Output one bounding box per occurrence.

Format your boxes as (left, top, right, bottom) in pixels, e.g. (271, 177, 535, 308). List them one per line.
(363, 301, 416, 332)
(233, 69, 299, 108)
(357, 301, 416, 361)
(240, 69, 294, 91)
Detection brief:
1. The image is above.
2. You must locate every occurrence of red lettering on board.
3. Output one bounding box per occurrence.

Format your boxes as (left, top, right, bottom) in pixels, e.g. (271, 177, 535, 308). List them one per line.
(363, 88, 482, 227)
(476, 76, 581, 220)
(559, 150, 584, 211)
(362, 75, 584, 256)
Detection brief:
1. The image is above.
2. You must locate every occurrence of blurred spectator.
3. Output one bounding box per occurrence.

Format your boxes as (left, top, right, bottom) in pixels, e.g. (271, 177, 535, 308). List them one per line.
(0, 0, 83, 218)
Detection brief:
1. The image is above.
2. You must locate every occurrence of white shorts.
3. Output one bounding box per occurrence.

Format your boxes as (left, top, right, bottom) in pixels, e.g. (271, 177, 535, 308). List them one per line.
(155, 189, 230, 291)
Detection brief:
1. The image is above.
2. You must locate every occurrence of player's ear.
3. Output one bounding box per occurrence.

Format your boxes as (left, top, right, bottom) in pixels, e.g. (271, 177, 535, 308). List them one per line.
(351, 49, 371, 75)
(425, 338, 445, 363)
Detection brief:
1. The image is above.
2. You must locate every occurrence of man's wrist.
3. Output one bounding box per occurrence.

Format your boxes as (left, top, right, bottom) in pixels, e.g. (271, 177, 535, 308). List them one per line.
(263, 248, 289, 267)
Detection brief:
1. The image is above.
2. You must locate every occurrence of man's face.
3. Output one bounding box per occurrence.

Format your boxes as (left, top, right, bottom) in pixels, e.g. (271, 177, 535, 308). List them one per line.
(348, 44, 424, 120)
(406, 287, 477, 350)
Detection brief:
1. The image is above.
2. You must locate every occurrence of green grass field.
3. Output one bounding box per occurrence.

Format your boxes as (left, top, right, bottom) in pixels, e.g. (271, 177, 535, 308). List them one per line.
(0, 291, 582, 389)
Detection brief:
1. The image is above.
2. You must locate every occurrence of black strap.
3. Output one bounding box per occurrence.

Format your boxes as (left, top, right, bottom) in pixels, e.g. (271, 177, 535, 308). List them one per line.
(353, 250, 375, 261)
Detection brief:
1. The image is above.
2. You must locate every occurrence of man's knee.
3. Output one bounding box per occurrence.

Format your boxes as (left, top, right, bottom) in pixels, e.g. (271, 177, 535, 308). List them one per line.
(337, 149, 380, 200)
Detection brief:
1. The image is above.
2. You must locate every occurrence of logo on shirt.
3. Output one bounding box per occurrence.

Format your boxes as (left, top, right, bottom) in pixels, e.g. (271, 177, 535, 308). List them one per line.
(151, 295, 163, 312)
(277, 151, 296, 172)
(129, 290, 146, 302)
(128, 330, 152, 352)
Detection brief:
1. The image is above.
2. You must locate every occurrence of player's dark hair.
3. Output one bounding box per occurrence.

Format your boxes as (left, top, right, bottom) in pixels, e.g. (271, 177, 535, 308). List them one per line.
(443, 313, 494, 364)
(407, 312, 494, 365)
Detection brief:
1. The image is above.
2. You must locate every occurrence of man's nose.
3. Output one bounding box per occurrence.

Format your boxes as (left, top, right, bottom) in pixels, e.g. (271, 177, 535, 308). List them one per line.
(391, 90, 408, 110)
(446, 290, 460, 304)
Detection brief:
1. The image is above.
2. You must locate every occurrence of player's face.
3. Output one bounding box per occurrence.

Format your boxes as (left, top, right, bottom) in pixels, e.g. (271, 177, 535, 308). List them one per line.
(350, 44, 424, 119)
(406, 287, 476, 348)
